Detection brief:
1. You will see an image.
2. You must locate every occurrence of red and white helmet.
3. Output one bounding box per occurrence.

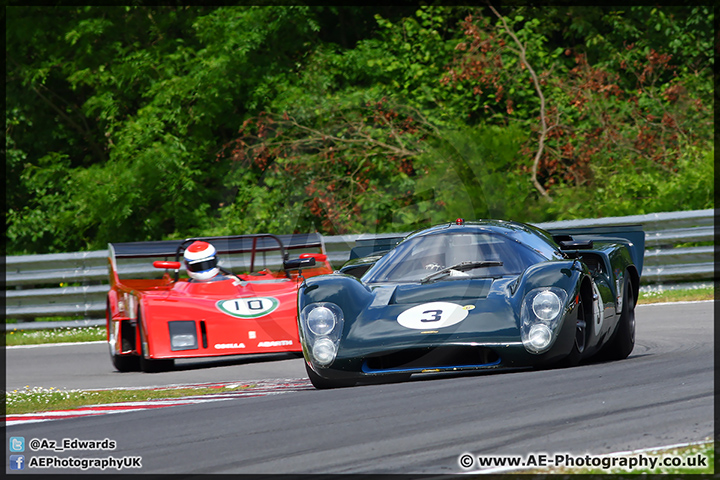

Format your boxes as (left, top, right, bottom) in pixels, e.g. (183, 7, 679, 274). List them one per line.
(183, 241, 219, 281)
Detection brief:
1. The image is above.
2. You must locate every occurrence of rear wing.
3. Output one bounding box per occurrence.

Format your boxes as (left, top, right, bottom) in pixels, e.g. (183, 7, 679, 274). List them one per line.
(348, 236, 404, 260)
(546, 225, 645, 275)
(108, 233, 327, 280)
(110, 233, 325, 259)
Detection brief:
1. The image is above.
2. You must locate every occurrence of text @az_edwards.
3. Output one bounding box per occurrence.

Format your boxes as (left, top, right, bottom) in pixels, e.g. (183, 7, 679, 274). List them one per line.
(28, 437, 116, 452)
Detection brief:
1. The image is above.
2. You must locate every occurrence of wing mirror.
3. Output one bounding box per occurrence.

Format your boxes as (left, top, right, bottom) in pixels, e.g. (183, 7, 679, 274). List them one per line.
(153, 261, 182, 270)
(300, 253, 327, 262)
(283, 257, 316, 271)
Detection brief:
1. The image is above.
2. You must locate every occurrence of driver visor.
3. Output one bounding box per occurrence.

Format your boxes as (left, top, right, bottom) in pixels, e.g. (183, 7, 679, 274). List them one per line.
(186, 258, 217, 272)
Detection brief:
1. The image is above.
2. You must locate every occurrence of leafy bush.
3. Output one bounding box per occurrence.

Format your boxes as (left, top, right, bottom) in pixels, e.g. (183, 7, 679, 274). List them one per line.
(5, 6, 714, 254)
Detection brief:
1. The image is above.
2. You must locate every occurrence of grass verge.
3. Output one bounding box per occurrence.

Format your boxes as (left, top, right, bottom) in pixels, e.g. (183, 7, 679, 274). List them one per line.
(6, 384, 253, 415)
(639, 285, 715, 304)
(5, 325, 106, 346)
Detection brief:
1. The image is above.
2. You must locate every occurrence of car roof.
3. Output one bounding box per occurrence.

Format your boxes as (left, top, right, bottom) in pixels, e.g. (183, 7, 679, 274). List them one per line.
(405, 219, 545, 240)
(402, 220, 562, 259)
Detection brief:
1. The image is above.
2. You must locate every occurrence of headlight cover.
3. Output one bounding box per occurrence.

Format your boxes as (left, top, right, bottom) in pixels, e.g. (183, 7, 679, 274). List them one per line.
(521, 288, 568, 354)
(300, 302, 344, 367)
(306, 305, 337, 335)
(311, 338, 337, 366)
(168, 320, 198, 351)
(532, 290, 563, 320)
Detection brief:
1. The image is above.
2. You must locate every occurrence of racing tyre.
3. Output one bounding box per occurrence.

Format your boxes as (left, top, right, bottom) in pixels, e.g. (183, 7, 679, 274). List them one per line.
(600, 276, 635, 361)
(138, 312, 174, 373)
(107, 302, 139, 372)
(111, 349, 140, 372)
(305, 363, 355, 389)
(555, 291, 588, 368)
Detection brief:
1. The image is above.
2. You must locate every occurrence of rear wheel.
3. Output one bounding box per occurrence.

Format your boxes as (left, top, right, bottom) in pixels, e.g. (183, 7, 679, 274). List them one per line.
(600, 276, 635, 361)
(305, 363, 355, 389)
(138, 312, 174, 373)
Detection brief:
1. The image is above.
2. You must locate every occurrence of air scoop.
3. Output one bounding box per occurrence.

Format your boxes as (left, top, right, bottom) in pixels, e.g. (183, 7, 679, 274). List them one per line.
(390, 278, 493, 304)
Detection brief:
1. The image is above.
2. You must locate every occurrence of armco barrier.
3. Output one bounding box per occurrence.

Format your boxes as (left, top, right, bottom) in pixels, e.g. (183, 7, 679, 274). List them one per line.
(4, 209, 715, 326)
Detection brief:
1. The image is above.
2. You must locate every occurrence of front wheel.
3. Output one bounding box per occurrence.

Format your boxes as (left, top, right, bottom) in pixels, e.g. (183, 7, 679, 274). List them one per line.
(138, 312, 174, 373)
(555, 291, 588, 368)
(111, 350, 140, 372)
(107, 300, 139, 372)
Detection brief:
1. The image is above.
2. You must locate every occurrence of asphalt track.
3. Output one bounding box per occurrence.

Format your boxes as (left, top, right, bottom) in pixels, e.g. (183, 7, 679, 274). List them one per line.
(4, 301, 714, 474)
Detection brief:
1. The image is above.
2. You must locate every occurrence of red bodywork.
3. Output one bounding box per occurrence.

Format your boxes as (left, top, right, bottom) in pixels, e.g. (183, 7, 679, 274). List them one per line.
(106, 234, 333, 371)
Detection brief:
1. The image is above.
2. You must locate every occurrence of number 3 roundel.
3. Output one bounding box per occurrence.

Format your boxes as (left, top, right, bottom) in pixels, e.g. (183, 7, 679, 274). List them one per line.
(397, 302, 470, 330)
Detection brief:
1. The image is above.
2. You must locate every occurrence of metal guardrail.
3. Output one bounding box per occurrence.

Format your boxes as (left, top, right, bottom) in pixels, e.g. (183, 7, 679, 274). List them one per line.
(4, 209, 715, 326)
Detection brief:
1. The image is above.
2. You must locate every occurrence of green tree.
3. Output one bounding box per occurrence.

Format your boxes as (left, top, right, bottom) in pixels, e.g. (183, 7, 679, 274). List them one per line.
(6, 5, 714, 255)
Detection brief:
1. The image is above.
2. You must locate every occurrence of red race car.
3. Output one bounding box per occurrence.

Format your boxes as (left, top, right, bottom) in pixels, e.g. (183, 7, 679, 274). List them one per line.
(106, 233, 333, 372)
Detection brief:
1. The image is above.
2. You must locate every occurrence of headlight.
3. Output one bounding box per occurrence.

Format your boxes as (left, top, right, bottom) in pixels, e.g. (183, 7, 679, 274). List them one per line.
(168, 321, 198, 351)
(526, 324, 553, 351)
(532, 290, 562, 321)
(521, 288, 568, 354)
(312, 338, 337, 366)
(301, 303, 344, 337)
(306, 306, 336, 335)
(300, 302, 345, 367)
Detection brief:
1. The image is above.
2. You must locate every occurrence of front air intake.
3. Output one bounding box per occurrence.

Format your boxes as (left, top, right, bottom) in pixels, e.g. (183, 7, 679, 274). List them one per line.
(362, 346, 500, 373)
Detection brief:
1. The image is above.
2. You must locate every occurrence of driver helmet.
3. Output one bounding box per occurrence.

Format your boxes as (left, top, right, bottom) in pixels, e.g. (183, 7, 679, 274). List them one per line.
(184, 241, 220, 281)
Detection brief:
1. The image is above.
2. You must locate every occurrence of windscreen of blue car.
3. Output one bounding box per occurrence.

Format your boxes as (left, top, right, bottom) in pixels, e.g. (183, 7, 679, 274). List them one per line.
(362, 231, 546, 283)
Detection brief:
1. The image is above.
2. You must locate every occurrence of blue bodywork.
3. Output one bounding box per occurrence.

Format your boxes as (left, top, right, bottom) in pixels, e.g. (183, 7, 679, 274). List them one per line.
(298, 220, 642, 387)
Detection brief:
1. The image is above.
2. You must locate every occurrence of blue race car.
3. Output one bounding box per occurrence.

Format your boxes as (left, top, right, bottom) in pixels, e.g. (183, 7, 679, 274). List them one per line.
(297, 219, 644, 388)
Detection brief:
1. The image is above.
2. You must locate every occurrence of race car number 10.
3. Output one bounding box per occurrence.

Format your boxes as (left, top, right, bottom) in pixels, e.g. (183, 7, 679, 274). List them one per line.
(397, 302, 471, 330)
(217, 297, 280, 319)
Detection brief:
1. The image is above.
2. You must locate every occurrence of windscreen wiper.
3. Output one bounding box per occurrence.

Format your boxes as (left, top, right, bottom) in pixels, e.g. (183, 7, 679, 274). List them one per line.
(420, 261, 503, 284)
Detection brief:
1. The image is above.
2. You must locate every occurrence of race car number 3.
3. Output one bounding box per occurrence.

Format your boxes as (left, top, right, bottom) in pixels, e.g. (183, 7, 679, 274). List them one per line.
(397, 302, 471, 330)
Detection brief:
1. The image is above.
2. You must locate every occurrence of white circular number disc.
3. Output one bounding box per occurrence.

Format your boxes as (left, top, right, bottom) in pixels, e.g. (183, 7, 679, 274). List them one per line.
(217, 297, 279, 319)
(397, 302, 469, 330)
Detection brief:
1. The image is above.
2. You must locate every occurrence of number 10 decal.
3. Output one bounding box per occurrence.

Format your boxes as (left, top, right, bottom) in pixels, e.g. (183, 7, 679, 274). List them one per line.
(397, 302, 471, 330)
(217, 297, 279, 319)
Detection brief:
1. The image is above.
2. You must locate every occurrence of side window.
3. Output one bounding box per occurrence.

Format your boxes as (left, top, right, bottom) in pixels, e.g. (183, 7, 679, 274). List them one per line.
(504, 229, 561, 260)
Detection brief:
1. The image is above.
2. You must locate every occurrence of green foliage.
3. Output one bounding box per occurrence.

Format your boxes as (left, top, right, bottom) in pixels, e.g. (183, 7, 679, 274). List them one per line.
(5, 5, 714, 254)
(409, 125, 535, 225)
(214, 98, 432, 235)
(545, 147, 714, 219)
